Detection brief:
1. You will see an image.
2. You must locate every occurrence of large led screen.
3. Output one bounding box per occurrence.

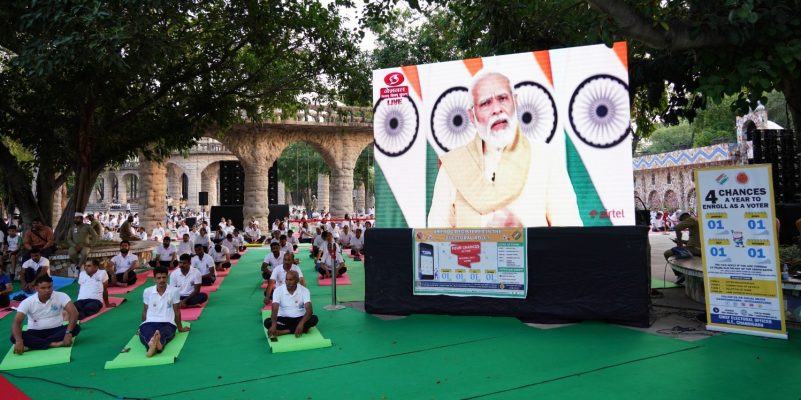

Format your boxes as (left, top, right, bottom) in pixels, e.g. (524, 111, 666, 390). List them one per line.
(373, 42, 634, 228)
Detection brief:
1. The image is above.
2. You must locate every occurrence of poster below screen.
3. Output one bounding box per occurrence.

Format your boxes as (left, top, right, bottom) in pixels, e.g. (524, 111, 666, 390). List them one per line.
(696, 164, 786, 339)
(412, 228, 527, 298)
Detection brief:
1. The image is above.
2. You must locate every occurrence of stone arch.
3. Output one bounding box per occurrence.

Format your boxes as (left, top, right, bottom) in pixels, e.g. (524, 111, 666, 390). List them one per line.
(200, 161, 221, 207)
(166, 162, 187, 201)
(648, 190, 660, 210)
(634, 191, 645, 210)
(664, 190, 679, 210)
(121, 172, 139, 202)
(111, 174, 120, 203)
(275, 139, 336, 214)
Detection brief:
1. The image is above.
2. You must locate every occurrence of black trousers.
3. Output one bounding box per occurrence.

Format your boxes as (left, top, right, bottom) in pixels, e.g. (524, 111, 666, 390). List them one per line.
(74, 299, 103, 320)
(201, 275, 216, 286)
(149, 260, 178, 269)
(0, 294, 9, 308)
(180, 292, 208, 305)
(263, 315, 319, 333)
(10, 325, 82, 350)
(116, 272, 138, 285)
(230, 253, 241, 260)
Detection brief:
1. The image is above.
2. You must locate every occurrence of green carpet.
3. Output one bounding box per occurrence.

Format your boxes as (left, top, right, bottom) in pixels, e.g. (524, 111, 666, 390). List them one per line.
(2, 248, 801, 399)
(650, 278, 681, 289)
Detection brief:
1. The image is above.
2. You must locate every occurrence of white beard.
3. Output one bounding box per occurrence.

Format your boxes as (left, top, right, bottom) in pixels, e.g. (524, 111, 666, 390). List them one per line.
(476, 112, 518, 151)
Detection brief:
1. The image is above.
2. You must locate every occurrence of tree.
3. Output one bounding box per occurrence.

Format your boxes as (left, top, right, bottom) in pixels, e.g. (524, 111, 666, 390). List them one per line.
(643, 122, 692, 155)
(0, 1, 362, 240)
(275, 142, 331, 208)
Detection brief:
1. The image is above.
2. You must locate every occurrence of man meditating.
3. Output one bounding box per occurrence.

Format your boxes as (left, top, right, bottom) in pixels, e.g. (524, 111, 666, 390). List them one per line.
(191, 244, 216, 286)
(262, 241, 285, 280)
(75, 259, 115, 320)
(264, 253, 305, 304)
(67, 212, 98, 271)
(11, 275, 80, 354)
(209, 243, 231, 271)
(139, 266, 190, 357)
(109, 240, 139, 287)
(170, 254, 208, 307)
(150, 236, 178, 269)
(319, 232, 347, 279)
(220, 233, 242, 259)
(265, 270, 319, 338)
(20, 247, 50, 294)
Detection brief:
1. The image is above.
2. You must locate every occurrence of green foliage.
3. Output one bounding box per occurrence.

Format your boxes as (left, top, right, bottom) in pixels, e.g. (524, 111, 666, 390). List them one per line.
(353, 146, 374, 190)
(275, 142, 331, 203)
(643, 122, 692, 155)
(764, 90, 791, 129)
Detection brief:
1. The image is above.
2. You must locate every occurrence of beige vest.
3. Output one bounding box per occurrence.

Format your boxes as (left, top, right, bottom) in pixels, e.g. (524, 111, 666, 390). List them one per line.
(439, 131, 531, 227)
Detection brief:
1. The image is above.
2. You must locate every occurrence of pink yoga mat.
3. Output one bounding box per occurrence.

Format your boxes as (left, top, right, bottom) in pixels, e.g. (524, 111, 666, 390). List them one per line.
(217, 268, 230, 277)
(107, 272, 150, 295)
(181, 302, 209, 321)
(200, 277, 225, 293)
(80, 297, 126, 323)
(318, 273, 352, 286)
(0, 301, 21, 320)
(260, 280, 271, 289)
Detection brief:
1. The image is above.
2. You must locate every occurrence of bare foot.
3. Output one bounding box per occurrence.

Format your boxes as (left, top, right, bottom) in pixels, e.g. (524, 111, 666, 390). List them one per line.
(116, 282, 129, 288)
(154, 331, 164, 352)
(146, 331, 160, 357)
(49, 341, 64, 348)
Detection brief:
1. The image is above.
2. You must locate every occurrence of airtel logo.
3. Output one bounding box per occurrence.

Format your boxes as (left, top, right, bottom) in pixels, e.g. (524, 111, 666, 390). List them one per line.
(384, 72, 405, 86)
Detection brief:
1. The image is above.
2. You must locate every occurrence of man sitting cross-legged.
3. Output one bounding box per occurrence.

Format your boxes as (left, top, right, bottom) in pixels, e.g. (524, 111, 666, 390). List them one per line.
(261, 242, 284, 281)
(20, 247, 50, 294)
(209, 244, 231, 271)
(177, 234, 194, 258)
(10, 275, 81, 354)
(286, 230, 299, 252)
(265, 270, 319, 338)
(109, 241, 139, 287)
(139, 266, 190, 357)
(169, 254, 208, 308)
(264, 253, 305, 305)
(350, 228, 365, 261)
(220, 234, 241, 260)
(191, 244, 216, 286)
(74, 259, 116, 320)
(150, 236, 178, 269)
(318, 232, 347, 279)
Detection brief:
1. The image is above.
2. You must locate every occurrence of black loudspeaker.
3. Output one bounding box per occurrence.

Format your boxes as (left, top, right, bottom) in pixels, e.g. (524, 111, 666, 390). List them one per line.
(185, 217, 197, 229)
(198, 191, 209, 206)
(268, 161, 278, 206)
(268, 204, 289, 228)
(219, 161, 244, 205)
(749, 129, 799, 203)
(211, 205, 244, 231)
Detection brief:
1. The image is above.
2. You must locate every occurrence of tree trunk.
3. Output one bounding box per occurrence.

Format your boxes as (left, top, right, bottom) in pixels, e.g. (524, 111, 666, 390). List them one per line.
(780, 77, 801, 146)
(53, 166, 101, 242)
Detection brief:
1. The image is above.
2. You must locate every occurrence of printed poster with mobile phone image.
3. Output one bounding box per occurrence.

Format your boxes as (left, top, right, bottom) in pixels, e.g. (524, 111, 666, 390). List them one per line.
(413, 228, 526, 298)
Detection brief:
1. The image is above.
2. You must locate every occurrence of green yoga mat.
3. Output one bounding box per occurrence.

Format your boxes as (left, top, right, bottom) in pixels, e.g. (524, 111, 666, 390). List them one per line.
(261, 310, 331, 353)
(0, 338, 75, 371)
(104, 322, 191, 369)
(651, 278, 681, 289)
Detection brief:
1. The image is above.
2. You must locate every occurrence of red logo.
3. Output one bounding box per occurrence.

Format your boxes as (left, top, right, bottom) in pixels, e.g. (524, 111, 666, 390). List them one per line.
(384, 72, 405, 86)
(736, 172, 749, 184)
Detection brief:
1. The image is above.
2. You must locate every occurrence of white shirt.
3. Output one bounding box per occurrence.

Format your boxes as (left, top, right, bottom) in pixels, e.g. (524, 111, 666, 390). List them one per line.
(262, 251, 285, 269)
(17, 291, 72, 330)
(155, 244, 177, 262)
(209, 246, 229, 263)
(233, 234, 245, 247)
(77, 270, 108, 302)
(271, 284, 311, 318)
(6, 234, 21, 252)
(151, 227, 165, 241)
(339, 232, 353, 247)
(142, 286, 180, 325)
(269, 265, 304, 287)
(191, 253, 215, 275)
(428, 137, 582, 228)
(177, 225, 190, 237)
(177, 240, 194, 256)
(245, 227, 261, 239)
(350, 234, 364, 250)
(111, 253, 138, 274)
(194, 234, 210, 248)
(279, 243, 293, 254)
(170, 268, 202, 297)
(221, 239, 237, 254)
(313, 234, 325, 249)
(22, 257, 50, 274)
(321, 244, 344, 266)
(287, 235, 299, 246)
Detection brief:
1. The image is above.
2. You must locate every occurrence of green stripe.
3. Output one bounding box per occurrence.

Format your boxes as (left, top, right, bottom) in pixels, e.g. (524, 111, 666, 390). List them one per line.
(425, 141, 438, 218)
(565, 131, 612, 227)
(375, 163, 408, 228)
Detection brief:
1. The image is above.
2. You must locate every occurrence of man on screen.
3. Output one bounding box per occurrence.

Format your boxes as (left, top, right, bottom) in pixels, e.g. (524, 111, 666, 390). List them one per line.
(428, 71, 581, 228)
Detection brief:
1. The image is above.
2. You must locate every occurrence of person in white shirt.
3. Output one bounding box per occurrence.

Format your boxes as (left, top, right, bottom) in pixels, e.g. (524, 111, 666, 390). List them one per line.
(278, 235, 294, 255)
(350, 228, 365, 261)
(232, 230, 246, 252)
(298, 222, 314, 244)
(245, 223, 265, 243)
(139, 266, 189, 357)
(286, 230, 299, 251)
(318, 232, 347, 279)
(2, 225, 22, 278)
(326, 222, 340, 240)
(109, 240, 139, 287)
(194, 228, 211, 252)
(137, 227, 149, 241)
(208, 244, 231, 271)
(220, 234, 241, 260)
(169, 254, 208, 307)
(20, 247, 50, 294)
(191, 244, 216, 286)
(151, 222, 166, 242)
(264, 253, 305, 303)
(177, 234, 194, 257)
(177, 221, 190, 237)
(75, 259, 115, 320)
(311, 227, 325, 259)
(11, 275, 80, 354)
(150, 236, 178, 269)
(265, 271, 318, 338)
(338, 225, 353, 248)
(261, 242, 285, 280)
